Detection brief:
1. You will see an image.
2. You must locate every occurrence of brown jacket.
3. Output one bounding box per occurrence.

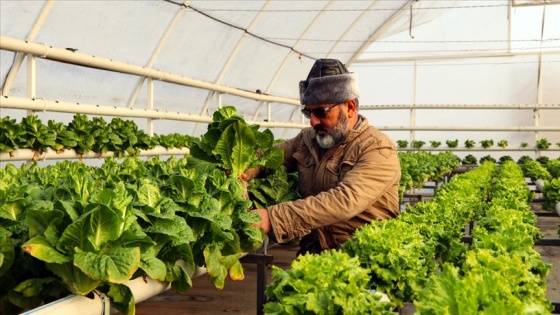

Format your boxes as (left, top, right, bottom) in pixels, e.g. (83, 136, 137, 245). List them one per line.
(268, 116, 401, 250)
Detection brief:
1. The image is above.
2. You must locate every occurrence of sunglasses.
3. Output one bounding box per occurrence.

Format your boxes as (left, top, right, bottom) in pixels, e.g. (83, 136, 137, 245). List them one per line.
(301, 102, 344, 119)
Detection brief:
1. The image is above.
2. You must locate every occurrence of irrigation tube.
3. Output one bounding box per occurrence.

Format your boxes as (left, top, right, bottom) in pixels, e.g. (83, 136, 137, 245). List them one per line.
(0, 96, 308, 130)
(0, 36, 300, 106)
(21, 264, 208, 315)
(0, 147, 190, 162)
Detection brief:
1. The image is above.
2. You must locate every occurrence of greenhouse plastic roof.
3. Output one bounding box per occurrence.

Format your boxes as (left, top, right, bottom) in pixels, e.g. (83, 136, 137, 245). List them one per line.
(1, 0, 560, 142)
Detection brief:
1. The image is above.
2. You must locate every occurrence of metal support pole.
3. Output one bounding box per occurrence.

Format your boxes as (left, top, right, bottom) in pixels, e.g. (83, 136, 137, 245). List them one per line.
(239, 253, 274, 315)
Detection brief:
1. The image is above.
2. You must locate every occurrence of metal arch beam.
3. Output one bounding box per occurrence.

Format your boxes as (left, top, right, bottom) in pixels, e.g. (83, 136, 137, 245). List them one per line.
(0, 36, 300, 105)
(347, 0, 416, 66)
(1, 0, 54, 96)
(127, 0, 192, 109)
(326, 0, 383, 58)
(264, 0, 336, 94)
(260, 1, 337, 123)
(193, 1, 272, 136)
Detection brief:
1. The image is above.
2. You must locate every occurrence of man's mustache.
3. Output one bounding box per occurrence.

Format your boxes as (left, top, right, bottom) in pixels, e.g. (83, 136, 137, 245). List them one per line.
(313, 125, 327, 132)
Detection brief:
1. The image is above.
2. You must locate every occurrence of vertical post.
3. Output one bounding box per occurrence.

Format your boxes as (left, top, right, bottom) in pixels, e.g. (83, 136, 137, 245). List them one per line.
(147, 78, 154, 136)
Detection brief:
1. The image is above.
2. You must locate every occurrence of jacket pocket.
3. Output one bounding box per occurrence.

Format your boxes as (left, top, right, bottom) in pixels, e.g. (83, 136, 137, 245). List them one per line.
(327, 158, 356, 180)
(293, 150, 316, 196)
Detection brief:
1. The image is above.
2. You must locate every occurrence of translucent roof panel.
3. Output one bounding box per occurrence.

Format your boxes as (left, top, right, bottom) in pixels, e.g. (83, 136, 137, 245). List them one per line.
(1, 0, 559, 146)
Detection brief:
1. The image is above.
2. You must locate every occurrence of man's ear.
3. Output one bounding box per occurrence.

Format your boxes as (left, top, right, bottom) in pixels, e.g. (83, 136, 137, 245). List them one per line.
(346, 99, 357, 118)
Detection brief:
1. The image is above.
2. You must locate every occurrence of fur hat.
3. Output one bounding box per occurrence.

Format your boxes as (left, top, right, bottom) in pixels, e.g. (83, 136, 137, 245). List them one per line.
(299, 59, 360, 106)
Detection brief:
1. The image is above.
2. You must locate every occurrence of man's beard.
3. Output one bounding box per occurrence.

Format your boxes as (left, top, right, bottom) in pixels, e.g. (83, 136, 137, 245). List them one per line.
(315, 111, 349, 149)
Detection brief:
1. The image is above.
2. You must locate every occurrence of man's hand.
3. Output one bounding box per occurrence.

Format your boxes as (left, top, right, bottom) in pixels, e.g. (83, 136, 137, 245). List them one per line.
(241, 167, 261, 181)
(251, 208, 271, 234)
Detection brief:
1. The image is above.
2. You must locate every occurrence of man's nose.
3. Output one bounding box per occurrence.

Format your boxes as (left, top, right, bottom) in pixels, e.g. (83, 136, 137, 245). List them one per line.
(309, 114, 321, 127)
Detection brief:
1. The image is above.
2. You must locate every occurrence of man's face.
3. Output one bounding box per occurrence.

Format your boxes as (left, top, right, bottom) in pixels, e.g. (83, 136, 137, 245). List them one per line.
(304, 103, 350, 149)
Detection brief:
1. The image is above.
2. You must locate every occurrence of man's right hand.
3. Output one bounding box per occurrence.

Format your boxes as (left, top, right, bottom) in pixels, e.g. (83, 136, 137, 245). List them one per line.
(250, 209, 272, 234)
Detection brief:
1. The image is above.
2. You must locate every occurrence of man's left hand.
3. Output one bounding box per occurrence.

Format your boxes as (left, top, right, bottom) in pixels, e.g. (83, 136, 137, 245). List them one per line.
(251, 209, 272, 234)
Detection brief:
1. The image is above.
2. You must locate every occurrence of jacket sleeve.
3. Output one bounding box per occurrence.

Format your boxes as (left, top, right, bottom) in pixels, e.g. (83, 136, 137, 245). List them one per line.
(267, 136, 401, 244)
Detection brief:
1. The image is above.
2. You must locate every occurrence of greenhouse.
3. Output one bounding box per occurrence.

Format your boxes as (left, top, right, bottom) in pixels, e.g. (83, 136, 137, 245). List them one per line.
(1, 0, 559, 314)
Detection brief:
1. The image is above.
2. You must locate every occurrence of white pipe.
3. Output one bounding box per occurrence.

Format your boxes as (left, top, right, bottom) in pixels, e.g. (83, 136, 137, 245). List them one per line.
(397, 147, 560, 152)
(361, 104, 560, 110)
(535, 179, 545, 191)
(0, 36, 301, 106)
(555, 202, 560, 216)
(21, 263, 207, 315)
(0, 146, 189, 162)
(378, 126, 560, 132)
(0, 96, 307, 129)
(21, 291, 109, 315)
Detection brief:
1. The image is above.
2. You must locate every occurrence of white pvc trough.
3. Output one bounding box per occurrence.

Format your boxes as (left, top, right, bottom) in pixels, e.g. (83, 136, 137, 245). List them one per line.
(21, 263, 208, 315)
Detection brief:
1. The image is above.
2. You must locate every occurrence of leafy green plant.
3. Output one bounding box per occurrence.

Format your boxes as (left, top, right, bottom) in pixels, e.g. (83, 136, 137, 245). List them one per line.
(480, 139, 494, 149)
(343, 219, 436, 307)
(462, 154, 478, 165)
(479, 155, 496, 164)
(517, 155, 533, 165)
(0, 116, 25, 156)
(464, 140, 476, 149)
(498, 155, 513, 164)
(520, 142, 529, 148)
(188, 106, 284, 180)
(446, 139, 459, 148)
(546, 160, 560, 178)
(536, 156, 550, 165)
(429, 141, 441, 148)
(536, 138, 550, 149)
(19, 115, 56, 160)
(497, 140, 508, 148)
(412, 140, 426, 149)
(542, 179, 560, 212)
(523, 160, 552, 181)
(264, 250, 393, 315)
(556, 141, 560, 148)
(397, 140, 409, 148)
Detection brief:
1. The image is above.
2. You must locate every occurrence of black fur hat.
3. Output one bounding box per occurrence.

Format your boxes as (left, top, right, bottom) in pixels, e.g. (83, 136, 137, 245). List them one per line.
(299, 59, 360, 105)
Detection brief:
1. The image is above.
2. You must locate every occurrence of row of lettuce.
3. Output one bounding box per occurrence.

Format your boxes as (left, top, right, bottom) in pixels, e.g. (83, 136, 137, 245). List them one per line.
(520, 158, 560, 212)
(0, 114, 196, 160)
(263, 161, 554, 314)
(0, 107, 292, 315)
(1, 108, 557, 314)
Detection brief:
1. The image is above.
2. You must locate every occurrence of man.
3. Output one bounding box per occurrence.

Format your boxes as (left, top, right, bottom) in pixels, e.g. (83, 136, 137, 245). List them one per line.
(251, 58, 401, 255)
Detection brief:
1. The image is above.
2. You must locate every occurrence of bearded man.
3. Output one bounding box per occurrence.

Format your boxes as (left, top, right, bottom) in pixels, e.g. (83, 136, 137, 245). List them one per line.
(251, 59, 401, 255)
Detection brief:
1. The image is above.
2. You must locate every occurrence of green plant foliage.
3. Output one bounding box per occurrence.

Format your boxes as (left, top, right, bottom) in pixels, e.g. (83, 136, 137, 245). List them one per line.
(523, 160, 552, 181)
(0, 114, 196, 160)
(188, 106, 283, 180)
(546, 159, 560, 178)
(446, 139, 459, 148)
(542, 178, 560, 211)
(479, 139, 494, 149)
(429, 141, 441, 148)
(497, 140, 508, 148)
(536, 138, 551, 149)
(411, 140, 426, 149)
(498, 155, 513, 164)
(462, 154, 478, 165)
(0, 106, 296, 314)
(264, 250, 394, 315)
(343, 220, 436, 307)
(536, 156, 550, 165)
(517, 155, 533, 166)
(464, 139, 475, 149)
(396, 140, 408, 148)
(479, 155, 496, 164)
